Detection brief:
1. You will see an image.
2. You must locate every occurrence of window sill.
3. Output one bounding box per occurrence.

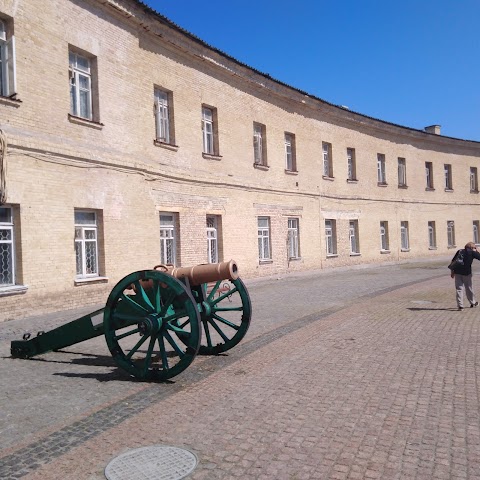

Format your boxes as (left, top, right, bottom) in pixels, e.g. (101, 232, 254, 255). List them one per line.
(346, 179, 358, 184)
(377, 182, 388, 187)
(285, 169, 298, 175)
(448, 245, 457, 249)
(202, 152, 222, 161)
(471, 190, 479, 194)
(322, 175, 335, 181)
(444, 188, 454, 193)
(0, 284, 28, 297)
(326, 254, 338, 258)
(429, 247, 437, 250)
(288, 256, 302, 261)
(380, 250, 391, 254)
(350, 252, 361, 257)
(398, 184, 408, 189)
(153, 140, 179, 151)
(401, 248, 410, 252)
(74, 276, 109, 286)
(254, 163, 269, 171)
(425, 187, 435, 191)
(68, 114, 104, 129)
(258, 259, 273, 265)
(0, 95, 22, 107)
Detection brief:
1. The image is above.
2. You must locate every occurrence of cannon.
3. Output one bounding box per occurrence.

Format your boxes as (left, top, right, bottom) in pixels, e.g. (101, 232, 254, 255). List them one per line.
(10, 260, 251, 381)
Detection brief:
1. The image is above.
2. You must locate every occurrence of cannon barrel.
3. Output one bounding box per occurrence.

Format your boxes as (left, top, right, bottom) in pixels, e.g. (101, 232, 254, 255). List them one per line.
(154, 259, 238, 286)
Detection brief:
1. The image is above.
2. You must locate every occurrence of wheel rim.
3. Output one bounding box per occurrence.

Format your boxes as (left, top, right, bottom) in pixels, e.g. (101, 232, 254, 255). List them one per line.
(194, 277, 252, 354)
(104, 270, 200, 380)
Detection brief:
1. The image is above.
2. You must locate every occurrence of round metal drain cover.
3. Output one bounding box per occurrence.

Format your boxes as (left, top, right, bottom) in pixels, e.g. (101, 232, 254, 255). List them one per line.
(105, 445, 198, 480)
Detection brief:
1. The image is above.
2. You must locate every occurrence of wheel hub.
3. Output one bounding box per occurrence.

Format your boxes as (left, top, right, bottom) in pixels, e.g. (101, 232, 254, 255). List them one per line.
(138, 313, 163, 335)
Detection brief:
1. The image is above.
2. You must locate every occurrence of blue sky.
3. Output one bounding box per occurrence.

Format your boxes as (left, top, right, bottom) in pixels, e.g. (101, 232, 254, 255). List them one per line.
(143, 0, 480, 141)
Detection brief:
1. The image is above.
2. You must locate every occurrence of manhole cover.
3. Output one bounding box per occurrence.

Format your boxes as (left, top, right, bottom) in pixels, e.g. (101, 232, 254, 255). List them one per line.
(105, 445, 198, 480)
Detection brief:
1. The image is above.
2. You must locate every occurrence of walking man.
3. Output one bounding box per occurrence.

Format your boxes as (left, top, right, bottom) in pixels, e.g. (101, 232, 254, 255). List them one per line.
(450, 241, 480, 310)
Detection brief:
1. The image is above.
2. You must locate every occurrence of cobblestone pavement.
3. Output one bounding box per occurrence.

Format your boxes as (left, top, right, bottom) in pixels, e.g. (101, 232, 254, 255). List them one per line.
(3, 257, 480, 479)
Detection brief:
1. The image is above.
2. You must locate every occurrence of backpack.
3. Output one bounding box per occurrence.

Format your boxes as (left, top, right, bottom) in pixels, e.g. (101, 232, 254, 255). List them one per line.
(448, 249, 465, 272)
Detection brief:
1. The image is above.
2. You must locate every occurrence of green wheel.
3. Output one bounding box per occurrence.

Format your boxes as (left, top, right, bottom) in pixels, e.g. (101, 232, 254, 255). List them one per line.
(193, 277, 251, 355)
(104, 270, 201, 381)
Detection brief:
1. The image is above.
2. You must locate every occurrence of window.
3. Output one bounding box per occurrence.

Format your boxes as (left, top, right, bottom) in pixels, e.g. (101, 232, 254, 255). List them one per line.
(69, 51, 94, 120)
(284, 133, 296, 172)
(202, 106, 218, 155)
(347, 148, 356, 181)
(322, 142, 333, 177)
(398, 158, 407, 187)
(471, 167, 478, 193)
(206, 215, 218, 263)
(400, 221, 409, 250)
(0, 206, 14, 285)
(428, 221, 436, 249)
(380, 221, 389, 251)
(287, 218, 300, 259)
(0, 18, 16, 97)
(258, 217, 271, 261)
(425, 162, 434, 189)
(160, 213, 177, 265)
(154, 89, 174, 144)
(447, 221, 455, 248)
(75, 210, 99, 278)
(444, 164, 453, 190)
(377, 154, 386, 184)
(473, 221, 479, 245)
(349, 220, 360, 254)
(253, 122, 267, 166)
(325, 219, 337, 256)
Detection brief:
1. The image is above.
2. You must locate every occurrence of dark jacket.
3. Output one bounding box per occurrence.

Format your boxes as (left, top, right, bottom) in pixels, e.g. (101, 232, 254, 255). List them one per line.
(451, 247, 480, 275)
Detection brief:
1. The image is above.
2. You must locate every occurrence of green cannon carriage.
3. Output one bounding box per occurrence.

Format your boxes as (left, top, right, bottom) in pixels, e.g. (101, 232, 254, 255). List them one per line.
(10, 260, 252, 381)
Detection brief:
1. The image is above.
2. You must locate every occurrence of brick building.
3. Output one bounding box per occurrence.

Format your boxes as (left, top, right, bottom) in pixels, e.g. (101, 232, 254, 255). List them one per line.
(0, 0, 479, 320)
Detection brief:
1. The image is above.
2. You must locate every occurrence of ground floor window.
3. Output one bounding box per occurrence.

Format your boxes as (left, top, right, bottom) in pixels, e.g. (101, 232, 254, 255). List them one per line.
(287, 218, 300, 259)
(258, 217, 271, 261)
(447, 221, 455, 248)
(400, 221, 409, 250)
(75, 210, 99, 278)
(428, 221, 436, 248)
(349, 220, 360, 254)
(0, 206, 14, 285)
(325, 219, 337, 255)
(474, 220, 479, 245)
(160, 212, 177, 265)
(206, 215, 219, 263)
(380, 221, 389, 251)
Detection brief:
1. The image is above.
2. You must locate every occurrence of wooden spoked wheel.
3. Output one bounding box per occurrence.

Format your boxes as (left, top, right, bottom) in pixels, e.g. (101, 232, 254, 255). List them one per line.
(192, 277, 252, 355)
(104, 270, 201, 381)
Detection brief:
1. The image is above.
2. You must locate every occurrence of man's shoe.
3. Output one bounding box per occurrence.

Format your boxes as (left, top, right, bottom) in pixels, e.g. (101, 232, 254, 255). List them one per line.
(459, 307, 464, 311)
(471, 302, 479, 308)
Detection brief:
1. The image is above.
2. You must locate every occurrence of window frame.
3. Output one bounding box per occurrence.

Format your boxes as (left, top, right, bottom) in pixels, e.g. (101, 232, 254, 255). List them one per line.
(206, 215, 219, 264)
(287, 218, 300, 260)
(470, 167, 478, 193)
(258, 217, 271, 261)
(322, 142, 333, 178)
(154, 88, 173, 144)
(347, 147, 357, 181)
(253, 122, 267, 166)
(444, 164, 453, 191)
(69, 51, 93, 121)
(202, 106, 218, 155)
(425, 162, 434, 190)
(380, 221, 389, 252)
(284, 133, 297, 172)
(0, 206, 15, 286)
(74, 210, 99, 279)
(0, 17, 16, 98)
(159, 212, 177, 265)
(377, 153, 386, 185)
(325, 219, 337, 256)
(474, 221, 480, 245)
(349, 220, 360, 255)
(447, 220, 456, 248)
(400, 221, 409, 251)
(397, 157, 407, 187)
(428, 221, 437, 249)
